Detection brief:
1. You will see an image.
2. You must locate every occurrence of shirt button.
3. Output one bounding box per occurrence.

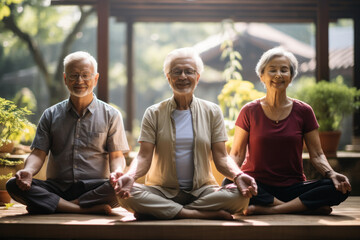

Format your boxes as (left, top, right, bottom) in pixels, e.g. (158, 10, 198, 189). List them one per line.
(74, 164, 78, 168)
(76, 135, 79, 138)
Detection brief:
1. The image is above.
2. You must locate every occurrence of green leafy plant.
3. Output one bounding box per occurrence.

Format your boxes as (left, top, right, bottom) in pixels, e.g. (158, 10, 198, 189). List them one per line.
(4, 203, 14, 209)
(0, 172, 12, 181)
(0, 172, 13, 190)
(217, 38, 264, 149)
(293, 76, 360, 131)
(0, 97, 36, 148)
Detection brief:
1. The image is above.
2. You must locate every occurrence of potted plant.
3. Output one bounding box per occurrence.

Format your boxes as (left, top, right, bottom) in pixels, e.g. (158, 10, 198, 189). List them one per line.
(0, 97, 35, 205)
(293, 76, 360, 157)
(0, 97, 35, 153)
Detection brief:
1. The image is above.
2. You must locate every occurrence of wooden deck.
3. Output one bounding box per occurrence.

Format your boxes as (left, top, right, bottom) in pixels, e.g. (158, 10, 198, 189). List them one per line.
(0, 197, 359, 240)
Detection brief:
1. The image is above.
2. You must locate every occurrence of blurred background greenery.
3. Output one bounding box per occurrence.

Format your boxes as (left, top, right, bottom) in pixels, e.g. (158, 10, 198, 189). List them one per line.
(0, 0, 355, 149)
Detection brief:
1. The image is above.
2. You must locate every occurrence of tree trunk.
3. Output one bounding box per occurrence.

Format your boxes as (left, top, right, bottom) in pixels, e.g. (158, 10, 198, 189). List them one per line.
(3, 6, 95, 106)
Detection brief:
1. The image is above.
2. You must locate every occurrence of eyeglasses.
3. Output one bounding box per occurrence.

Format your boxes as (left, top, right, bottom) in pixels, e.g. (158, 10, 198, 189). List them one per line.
(67, 72, 94, 81)
(169, 68, 197, 77)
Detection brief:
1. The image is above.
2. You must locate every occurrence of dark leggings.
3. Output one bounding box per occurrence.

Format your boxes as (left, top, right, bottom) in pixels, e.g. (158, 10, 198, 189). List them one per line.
(222, 178, 349, 210)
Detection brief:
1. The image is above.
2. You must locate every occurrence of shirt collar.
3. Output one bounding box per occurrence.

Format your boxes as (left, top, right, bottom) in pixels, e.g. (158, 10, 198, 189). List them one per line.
(169, 95, 197, 112)
(87, 94, 97, 114)
(65, 93, 97, 115)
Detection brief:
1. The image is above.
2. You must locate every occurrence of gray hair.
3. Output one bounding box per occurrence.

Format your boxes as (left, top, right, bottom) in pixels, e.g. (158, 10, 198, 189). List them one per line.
(63, 51, 98, 73)
(255, 47, 298, 80)
(163, 47, 204, 77)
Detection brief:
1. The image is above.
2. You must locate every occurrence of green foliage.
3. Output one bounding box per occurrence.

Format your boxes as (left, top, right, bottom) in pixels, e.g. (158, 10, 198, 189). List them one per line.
(293, 76, 360, 131)
(0, 97, 36, 147)
(0, 0, 23, 20)
(0, 172, 12, 180)
(12, 87, 37, 112)
(0, 172, 13, 190)
(4, 203, 14, 209)
(217, 35, 264, 149)
(1, 1, 94, 105)
(0, 157, 23, 166)
(218, 80, 265, 121)
(221, 39, 243, 81)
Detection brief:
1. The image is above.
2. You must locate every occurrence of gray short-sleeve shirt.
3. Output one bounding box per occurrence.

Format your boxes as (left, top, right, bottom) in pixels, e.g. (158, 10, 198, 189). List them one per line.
(31, 95, 129, 190)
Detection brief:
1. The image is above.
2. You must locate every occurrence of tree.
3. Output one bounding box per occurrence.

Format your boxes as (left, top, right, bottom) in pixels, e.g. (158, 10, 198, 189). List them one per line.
(1, 0, 94, 104)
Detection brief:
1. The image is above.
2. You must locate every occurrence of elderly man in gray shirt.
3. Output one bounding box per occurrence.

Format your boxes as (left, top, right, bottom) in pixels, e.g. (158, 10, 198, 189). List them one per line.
(6, 51, 129, 214)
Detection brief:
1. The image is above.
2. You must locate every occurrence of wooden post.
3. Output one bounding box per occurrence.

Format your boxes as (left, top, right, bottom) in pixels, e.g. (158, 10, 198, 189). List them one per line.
(315, 0, 329, 82)
(96, 0, 109, 102)
(354, 14, 360, 137)
(126, 21, 134, 132)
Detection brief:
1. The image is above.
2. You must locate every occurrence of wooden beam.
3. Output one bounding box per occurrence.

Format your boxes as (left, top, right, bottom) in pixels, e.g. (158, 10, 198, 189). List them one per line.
(316, 0, 329, 82)
(96, 0, 109, 102)
(126, 21, 134, 132)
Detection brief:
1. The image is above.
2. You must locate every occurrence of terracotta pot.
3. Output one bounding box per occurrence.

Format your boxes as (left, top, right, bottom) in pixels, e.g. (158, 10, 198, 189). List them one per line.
(0, 141, 15, 153)
(0, 190, 11, 206)
(319, 131, 341, 158)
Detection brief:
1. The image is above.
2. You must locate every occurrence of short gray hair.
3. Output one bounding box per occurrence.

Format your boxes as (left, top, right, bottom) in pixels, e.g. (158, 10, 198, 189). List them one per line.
(163, 47, 204, 77)
(255, 47, 298, 80)
(63, 51, 98, 73)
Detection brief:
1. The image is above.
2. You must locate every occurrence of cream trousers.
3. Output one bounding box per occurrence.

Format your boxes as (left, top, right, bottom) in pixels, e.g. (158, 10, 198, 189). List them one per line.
(117, 183, 249, 219)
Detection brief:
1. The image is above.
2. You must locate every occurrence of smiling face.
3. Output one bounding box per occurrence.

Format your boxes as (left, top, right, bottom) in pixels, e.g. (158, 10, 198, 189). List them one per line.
(166, 57, 200, 96)
(64, 59, 99, 98)
(260, 56, 292, 91)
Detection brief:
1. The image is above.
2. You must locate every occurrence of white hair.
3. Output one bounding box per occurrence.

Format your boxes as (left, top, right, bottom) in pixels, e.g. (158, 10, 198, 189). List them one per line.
(255, 47, 298, 80)
(63, 51, 98, 73)
(163, 47, 204, 77)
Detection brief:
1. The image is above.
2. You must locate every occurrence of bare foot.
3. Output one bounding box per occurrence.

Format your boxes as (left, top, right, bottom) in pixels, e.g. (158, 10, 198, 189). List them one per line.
(70, 199, 79, 205)
(243, 205, 267, 215)
(244, 205, 333, 216)
(82, 204, 112, 215)
(176, 209, 233, 220)
(303, 206, 333, 215)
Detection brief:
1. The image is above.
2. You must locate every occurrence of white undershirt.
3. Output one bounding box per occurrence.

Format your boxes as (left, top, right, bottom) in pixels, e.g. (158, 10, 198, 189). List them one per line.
(172, 109, 194, 191)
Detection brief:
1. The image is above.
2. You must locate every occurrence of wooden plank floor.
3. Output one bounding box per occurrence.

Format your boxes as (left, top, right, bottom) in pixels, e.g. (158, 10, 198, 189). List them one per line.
(0, 197, 359, 240)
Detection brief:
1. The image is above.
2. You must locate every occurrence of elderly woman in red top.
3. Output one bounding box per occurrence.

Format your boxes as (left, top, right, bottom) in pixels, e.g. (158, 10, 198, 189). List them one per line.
(223, 47, 351, 215)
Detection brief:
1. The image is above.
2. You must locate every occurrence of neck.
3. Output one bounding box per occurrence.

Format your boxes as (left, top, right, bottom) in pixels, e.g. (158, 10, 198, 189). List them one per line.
(70, 93, 94, 115)
(264, 91, 288, 107)
(174, 93, 193, 110)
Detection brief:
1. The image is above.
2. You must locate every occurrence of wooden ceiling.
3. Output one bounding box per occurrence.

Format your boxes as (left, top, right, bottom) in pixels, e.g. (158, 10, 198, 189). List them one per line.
(52, 0, 360, 23)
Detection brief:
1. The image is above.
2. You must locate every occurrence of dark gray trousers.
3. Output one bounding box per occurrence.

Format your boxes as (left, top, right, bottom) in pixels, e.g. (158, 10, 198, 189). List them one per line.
(6, 177, 119, 214)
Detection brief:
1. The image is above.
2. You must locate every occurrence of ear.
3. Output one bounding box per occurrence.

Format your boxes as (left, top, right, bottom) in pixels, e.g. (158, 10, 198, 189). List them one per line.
(63, 72, 67, 84)
(94, 73, 99, 86)
(166, 73, 171, 84)
(259, 74, 264, 83)
(196, 73, 200, 84)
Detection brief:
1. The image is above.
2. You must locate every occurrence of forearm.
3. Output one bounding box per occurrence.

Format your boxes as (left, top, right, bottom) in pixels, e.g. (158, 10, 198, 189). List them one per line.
(126, 156, 151, 180)
(310, 153, 334, 177)
(109, 151, 126, 173)
(23, 153, 45, 176)
(215, 155, 243, 181)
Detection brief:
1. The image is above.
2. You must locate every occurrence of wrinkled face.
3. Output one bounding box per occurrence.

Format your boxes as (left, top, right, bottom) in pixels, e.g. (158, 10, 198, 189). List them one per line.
(166, 57, 200, 95)
(64, 59, 99, 98)
(260, 56, 292, 91)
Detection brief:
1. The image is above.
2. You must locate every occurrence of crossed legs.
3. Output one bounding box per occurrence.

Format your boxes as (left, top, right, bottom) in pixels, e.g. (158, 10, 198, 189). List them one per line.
(117, 184, 249, 220)
(243, 179, 348, 215)
(6, 178, 116, 215)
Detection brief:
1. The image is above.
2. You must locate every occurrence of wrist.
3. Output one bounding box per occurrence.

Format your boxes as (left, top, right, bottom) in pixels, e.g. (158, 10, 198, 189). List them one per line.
(233, 172, 243, 182)
(324, 170, 335, 178)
